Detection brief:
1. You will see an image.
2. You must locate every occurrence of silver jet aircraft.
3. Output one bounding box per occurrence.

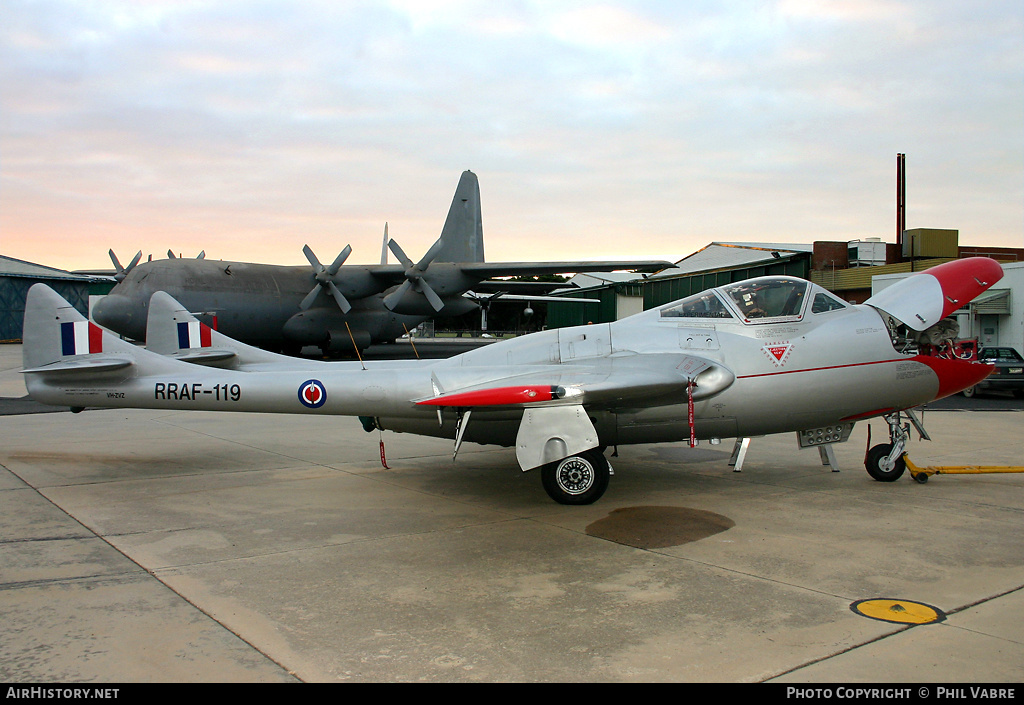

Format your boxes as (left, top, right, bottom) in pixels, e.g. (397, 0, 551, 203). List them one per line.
(92, 170, 668, 354)
(22, 257, 1003, 504)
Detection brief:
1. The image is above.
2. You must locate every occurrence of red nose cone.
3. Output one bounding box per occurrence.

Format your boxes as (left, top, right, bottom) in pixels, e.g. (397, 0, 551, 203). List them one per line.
(914, 355, 995, 401)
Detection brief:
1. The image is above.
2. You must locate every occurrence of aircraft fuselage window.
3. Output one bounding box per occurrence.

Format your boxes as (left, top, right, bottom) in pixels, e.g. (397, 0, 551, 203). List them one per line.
(811, 292, 848, 314)
(660, 292, 734, 319)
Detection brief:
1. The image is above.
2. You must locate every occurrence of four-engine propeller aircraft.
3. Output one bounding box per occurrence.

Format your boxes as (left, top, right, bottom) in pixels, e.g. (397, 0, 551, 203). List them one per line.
(22, 257, 1003, 505)
(92, 170, 669, 354)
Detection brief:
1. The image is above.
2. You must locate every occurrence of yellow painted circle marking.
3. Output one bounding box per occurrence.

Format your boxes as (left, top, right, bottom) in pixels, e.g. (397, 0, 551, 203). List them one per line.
(851, 598, 946, 625)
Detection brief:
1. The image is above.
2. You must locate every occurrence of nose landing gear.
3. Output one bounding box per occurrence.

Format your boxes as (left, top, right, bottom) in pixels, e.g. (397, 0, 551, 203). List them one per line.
(865, 409, 929, 482)
(865, 408, 1024, 483)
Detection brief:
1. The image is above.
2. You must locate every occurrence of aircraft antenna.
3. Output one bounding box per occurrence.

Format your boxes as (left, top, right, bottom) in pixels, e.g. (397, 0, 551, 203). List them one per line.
(402, 323, 420, 359)
(345, 321, 366, 371)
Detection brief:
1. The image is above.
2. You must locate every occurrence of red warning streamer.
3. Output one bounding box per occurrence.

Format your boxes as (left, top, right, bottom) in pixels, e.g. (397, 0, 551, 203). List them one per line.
(687, 379, 696, 448)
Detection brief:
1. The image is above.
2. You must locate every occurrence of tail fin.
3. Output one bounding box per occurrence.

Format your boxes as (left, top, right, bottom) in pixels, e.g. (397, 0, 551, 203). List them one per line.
(146, 291, 286, 367)
(22, 284, 143, 375)
(434, 170, 484, 263)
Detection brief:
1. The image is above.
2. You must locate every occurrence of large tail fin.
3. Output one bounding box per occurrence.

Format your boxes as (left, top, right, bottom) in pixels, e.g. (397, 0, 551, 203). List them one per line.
(146, 291, 307, 368)
(21, 284, 179, 380)
(22, 284, 130, 373)
(434, 170, 484, 263)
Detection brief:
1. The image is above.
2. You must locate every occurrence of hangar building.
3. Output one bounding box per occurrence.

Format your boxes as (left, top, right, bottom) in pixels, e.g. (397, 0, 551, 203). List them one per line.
(0, 255, 109, 342)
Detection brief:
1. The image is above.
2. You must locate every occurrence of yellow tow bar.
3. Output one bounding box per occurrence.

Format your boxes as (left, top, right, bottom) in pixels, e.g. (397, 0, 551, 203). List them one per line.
(903, 455, 1024, 484)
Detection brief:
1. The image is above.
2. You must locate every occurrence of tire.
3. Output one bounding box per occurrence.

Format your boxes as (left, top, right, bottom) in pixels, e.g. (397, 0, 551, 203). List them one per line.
(865, 443, 906, 482)
(541, 449, 610, 505)
(961, 385, 977, 398)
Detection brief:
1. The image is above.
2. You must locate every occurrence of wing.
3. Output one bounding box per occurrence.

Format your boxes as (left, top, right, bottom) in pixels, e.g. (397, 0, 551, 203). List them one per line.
(457, 260, 671, 279)
(414, 354, 734, 411)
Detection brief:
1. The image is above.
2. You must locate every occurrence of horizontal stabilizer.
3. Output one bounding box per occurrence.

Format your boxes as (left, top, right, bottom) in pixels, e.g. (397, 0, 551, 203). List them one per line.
(22, 356, 132, 376)
(167, 348, 239, 364)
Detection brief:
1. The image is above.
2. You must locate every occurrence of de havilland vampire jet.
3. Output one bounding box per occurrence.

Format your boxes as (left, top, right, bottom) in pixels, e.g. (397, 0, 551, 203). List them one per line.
(22, 257, 1003, 505)
(92, 171, 669, 354)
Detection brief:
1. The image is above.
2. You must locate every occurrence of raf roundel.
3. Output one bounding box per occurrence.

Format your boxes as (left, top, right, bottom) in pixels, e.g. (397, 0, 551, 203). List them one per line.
(298, 379, 327, 409)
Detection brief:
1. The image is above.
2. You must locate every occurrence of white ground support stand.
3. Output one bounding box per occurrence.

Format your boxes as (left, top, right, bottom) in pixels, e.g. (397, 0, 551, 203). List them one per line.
(729, 424, 854, 474)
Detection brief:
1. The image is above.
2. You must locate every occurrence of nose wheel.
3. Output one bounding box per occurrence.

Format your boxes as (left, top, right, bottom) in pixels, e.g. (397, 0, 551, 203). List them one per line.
(865, 409, 927, 482)
(865, 442, 906, 482)
(541, 449, 611, 505)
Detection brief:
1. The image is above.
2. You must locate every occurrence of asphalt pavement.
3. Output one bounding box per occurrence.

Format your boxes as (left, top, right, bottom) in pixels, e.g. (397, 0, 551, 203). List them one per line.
(2, 343, 1023, 683)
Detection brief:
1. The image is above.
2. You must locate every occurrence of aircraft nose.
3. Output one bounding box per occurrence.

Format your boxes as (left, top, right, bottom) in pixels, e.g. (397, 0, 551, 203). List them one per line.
(92, 294, 145, 341)
(915, 355, 996, 401)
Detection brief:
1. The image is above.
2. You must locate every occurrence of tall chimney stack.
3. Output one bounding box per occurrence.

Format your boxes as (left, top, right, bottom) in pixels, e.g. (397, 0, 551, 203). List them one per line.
(896, 153, 906, 249)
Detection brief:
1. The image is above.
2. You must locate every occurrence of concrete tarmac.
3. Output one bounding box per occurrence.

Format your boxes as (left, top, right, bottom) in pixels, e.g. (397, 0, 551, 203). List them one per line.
(1, 343, 1023, 683)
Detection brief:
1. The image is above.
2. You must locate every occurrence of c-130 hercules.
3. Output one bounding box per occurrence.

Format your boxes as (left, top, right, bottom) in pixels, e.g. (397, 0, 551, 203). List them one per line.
(92, 171, 669, 354)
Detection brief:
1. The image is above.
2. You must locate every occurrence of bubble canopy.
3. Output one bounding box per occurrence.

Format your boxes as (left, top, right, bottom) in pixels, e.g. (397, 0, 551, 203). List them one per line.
(660, 277, 848, 324)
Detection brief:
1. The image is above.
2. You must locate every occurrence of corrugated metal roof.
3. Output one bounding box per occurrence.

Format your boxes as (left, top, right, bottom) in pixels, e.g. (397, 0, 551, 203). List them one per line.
(568, 272, 642, 288)
(0, 255, 98, 280)
(651, 242, 812, 278)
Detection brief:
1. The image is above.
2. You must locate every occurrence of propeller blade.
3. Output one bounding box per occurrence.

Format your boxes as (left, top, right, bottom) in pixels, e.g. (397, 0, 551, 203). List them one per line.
(383, 280, 413, 311)
(327, 245, 352, 276)
(299, 286, 321, 311)
(416, 237, 446, 270)
(108, 249, 142, 281)
(419, 279, 445, 312)
(302, 244, 323, 271)
(300, 244, 353, 311)
(380, 223, 389, 265)
(387, 239, 413, 269)
(327, 281, 352, 314)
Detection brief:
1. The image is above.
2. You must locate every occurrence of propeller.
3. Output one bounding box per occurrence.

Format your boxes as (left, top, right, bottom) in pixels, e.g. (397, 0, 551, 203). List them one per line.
(300, 244, 353, 314)
(167, 250, 206, 259)
(109, 249, 143, 282)
(383, 237, 446, 312)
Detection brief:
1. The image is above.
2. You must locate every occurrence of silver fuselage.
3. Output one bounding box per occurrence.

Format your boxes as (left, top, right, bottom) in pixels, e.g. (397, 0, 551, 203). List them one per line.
(27, 290, 947, 451)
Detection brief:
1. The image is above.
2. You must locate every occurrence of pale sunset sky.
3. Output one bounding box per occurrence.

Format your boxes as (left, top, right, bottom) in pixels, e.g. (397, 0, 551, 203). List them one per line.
(2, 0, 1021, 272)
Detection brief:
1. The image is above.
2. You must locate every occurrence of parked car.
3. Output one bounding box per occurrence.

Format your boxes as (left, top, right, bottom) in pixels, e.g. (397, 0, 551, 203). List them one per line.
(962, 347, 1024, 398)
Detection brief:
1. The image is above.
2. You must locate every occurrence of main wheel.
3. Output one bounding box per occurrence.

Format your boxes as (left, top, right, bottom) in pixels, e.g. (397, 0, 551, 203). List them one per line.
(865, 443, 906, 482)
(541, 449, 610, 505)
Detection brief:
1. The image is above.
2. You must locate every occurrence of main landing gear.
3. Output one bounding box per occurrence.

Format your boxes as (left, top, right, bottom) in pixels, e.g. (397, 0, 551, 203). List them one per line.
(541, 449, 611, 505)
(865, 409, 928, 483)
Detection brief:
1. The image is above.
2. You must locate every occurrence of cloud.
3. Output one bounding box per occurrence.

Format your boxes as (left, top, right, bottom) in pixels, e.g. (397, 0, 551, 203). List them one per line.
(1, 0, 1020, 271)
